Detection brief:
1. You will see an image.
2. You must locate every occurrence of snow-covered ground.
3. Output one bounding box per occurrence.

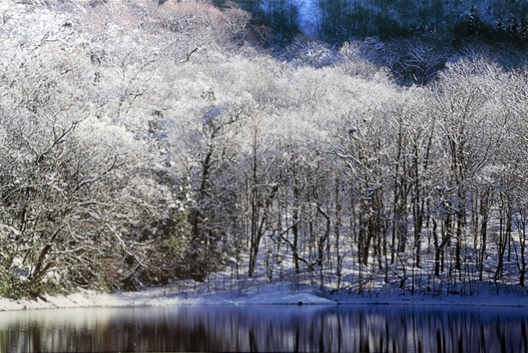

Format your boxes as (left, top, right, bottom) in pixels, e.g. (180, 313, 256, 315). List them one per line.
(3, 211, 527, 312)
(2, 280, 528, 312)
(3, 239, 528, 311)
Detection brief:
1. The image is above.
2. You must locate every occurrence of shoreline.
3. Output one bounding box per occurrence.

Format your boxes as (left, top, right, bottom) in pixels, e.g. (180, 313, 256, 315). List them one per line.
(3, 284, 528, 312)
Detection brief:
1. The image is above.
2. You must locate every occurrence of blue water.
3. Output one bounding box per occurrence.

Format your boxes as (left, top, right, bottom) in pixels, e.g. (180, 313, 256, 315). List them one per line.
(1, 304, 527, 352)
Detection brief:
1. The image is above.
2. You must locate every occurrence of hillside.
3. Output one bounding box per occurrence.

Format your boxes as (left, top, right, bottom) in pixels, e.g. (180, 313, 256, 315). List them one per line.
(233, 0, 528, 45)
(1, 0, 528, 301)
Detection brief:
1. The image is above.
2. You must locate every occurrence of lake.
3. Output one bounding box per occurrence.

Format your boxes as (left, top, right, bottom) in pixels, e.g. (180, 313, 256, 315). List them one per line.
(1, 304, 527, 352)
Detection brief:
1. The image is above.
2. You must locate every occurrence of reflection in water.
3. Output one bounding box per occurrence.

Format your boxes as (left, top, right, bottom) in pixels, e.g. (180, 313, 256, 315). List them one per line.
(0, 304, 527, 352)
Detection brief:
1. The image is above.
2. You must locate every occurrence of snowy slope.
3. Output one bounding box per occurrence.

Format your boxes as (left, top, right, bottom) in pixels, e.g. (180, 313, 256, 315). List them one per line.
(2, 280, 528, 312)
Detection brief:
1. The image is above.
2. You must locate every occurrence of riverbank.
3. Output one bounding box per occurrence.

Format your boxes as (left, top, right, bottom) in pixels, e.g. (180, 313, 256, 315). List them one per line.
(2, 281, 528, 311)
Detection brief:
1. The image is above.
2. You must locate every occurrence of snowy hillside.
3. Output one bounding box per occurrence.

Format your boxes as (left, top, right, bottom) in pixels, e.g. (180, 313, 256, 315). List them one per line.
(1, 0, 528, 305)
(255, 0, 528, 42)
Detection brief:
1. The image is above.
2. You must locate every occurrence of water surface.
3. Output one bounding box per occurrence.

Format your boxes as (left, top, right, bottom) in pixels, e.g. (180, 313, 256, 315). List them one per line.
(1, 304, 527, 352)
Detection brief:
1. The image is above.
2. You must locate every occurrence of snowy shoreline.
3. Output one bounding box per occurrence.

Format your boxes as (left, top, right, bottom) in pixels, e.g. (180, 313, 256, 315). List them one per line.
(3, 283, 528, 312)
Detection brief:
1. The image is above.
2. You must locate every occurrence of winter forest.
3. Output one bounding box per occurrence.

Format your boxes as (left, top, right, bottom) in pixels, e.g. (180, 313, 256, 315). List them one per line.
(2, 0, 528, 301)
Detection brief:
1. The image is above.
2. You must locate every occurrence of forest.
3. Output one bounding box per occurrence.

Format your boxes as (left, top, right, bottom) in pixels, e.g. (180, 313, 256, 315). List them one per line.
(228, 0, 528, 46)
(1, 0, 528, 300)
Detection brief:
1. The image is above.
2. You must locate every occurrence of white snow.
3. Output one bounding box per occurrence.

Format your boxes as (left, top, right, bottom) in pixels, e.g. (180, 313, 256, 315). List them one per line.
(2, 281, 528, 312)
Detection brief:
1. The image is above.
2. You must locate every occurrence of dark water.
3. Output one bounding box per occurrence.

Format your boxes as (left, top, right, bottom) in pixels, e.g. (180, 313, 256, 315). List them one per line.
(1, 304, 527, 352)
